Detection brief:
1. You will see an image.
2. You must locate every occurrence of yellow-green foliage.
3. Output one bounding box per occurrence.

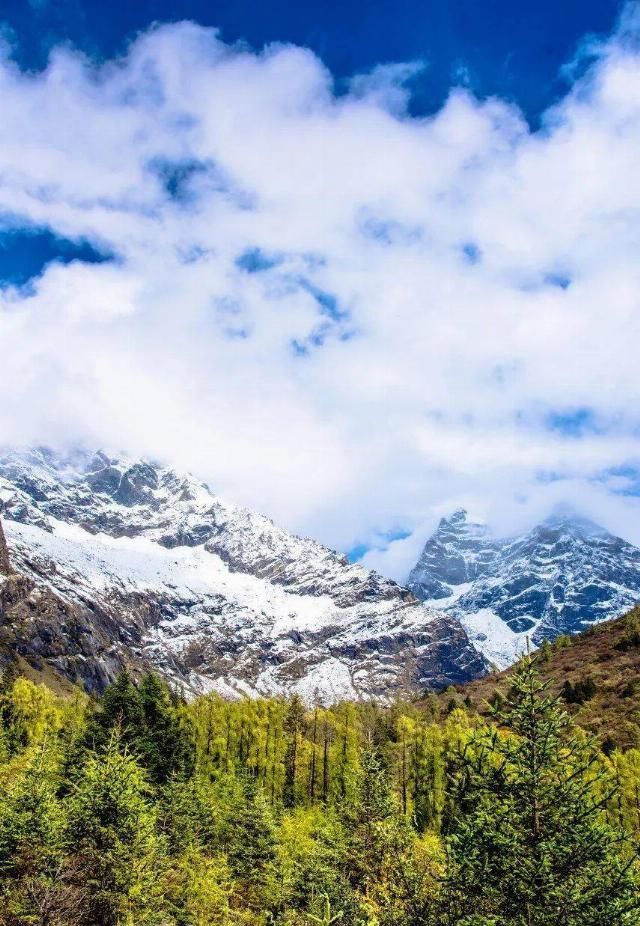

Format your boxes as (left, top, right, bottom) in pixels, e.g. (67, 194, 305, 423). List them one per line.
(164, 845, 232, 926)
(0, 664, 638, 926)
(607, 747, 640, 834)
(10, 677, 64, 744)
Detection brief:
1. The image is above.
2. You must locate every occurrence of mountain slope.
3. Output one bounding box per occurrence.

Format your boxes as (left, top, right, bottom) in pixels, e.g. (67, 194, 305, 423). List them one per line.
(441, 607, 640, 751)
(408, 509, 640, 668)
(0, 448, 487, 700)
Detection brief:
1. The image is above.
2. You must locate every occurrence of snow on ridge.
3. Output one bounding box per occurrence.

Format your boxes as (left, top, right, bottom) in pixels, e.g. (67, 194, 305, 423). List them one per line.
(0, 446, 403, 608)
(0, 447, 488, 701)
(6, 519, 342, 634)
(409, 508, 640, 668)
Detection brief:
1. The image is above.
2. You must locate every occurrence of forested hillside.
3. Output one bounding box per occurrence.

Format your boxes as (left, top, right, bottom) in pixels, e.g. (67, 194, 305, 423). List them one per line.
(1, 652, 639, 925)
(444, 606, 640, 750)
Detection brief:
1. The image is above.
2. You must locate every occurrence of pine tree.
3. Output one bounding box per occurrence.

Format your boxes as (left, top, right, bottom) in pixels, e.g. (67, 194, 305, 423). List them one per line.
(226, 775, 278, 913)
(158, 776, 220, 854)
(345, 744, 397, 894)
(442, 655, 640, 926)
(65, 731, 167, 925)
(226, 776, 277, 881)
(164, 844, 232, 926)
(346, 744, 440, 926)
(137, 672, 195, 783)
(277, 806, 354, 922)
(0, 657, 21, 695)
(0, 745, 66, 884)
(87, 671, 195, 784)
(86, 669, 143, 749)
(0, 742, 94, 925)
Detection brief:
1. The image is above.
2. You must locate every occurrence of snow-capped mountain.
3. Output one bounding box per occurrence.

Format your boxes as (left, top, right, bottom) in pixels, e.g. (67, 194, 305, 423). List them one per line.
(407, 508, 640, 668)
(0, 448, 486, 701)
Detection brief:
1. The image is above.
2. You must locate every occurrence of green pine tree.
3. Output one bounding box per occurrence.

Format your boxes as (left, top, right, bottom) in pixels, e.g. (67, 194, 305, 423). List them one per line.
(345, 744, 396, 893)
(87, 671, 195, 784)
(65, 731, 167, 926)
(137, 672, 195, 783)
(86, 669, 144, 748)
(442, 655, 640, 926)
(226, 775, 278, 914)
(226, 775, 277, 881)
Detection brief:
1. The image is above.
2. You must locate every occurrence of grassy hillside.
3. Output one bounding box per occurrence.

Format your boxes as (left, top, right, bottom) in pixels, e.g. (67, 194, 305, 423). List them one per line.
(444, 607, 640, 750)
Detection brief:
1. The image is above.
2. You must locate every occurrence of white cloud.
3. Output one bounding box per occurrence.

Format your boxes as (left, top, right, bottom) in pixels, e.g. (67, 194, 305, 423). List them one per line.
(1, 12, 640, 580)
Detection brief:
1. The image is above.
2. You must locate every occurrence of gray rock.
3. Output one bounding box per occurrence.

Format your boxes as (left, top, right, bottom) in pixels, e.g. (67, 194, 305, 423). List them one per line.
(408, 508, 640, 666)
(0, 448, 487, 701)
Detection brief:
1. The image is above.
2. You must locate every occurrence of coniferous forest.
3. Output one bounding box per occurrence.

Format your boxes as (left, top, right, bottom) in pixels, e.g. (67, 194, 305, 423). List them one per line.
(1, 654, 640, 926)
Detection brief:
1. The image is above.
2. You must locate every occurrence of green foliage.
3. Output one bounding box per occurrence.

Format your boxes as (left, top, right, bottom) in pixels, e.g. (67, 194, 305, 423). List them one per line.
(226, 776, 277, 881)
(615, 614, 640, 651)
(442, 656, 640, 926)
(562, 674, 597, 704)
(66, 731, 167, 925)
(86, 670, 194, 784)
(538, 638, 552, 662)
(0, 674, 64, 756)
(0, 745, 67, 906)
(163, 844, 232, 926)
(306, 893, 343, 926)
(283, 693, 307, 808)
(0, 665, 638, 925)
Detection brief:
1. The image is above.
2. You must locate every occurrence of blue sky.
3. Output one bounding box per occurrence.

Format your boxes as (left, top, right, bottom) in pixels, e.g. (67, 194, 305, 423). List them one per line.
(0, 225, 111, 287)
(3, 0, 623, 123)
(1, 0, 640, 578)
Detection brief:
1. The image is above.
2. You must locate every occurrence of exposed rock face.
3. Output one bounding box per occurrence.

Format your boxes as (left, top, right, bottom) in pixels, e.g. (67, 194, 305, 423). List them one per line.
(0, 449, 487, 700)
(407, 509, 503, 600)
(0, 511, 11, 575)
(408, 509, 640, 668)
(0, 570, 145, 692)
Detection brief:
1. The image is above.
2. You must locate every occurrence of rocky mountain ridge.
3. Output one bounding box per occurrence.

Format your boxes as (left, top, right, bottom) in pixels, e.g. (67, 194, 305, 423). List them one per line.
(407, 508, 640, 668)
(0, 448, 487, 700)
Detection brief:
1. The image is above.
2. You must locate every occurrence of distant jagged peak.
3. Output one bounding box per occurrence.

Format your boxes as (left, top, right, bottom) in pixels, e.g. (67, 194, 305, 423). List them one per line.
(540, 503, 611, 540)
(408, 497, 640, 670)
(434, 507, 490, 540)
(435, 503, 617, 546)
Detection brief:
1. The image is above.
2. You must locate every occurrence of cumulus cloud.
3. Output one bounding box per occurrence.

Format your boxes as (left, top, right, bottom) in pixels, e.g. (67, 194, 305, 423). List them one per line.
(1, 9, 640, 579)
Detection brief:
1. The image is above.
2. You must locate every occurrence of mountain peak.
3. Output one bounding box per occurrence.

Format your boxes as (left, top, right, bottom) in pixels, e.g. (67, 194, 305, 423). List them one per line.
(541, 506, 610, 539)
(439, 507, 486, 527)
(0, 446, 487, 701)
(445, 507, 468, 524)
(407, 509, 497, 603)
(408, 508, 640, 669)
(436, 508, 488, 535)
